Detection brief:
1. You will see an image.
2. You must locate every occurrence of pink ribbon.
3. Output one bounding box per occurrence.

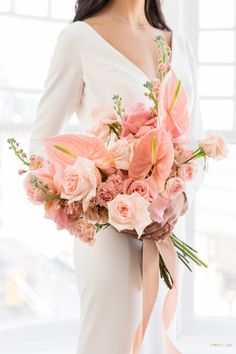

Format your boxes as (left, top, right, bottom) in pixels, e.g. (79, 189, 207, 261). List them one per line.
(131, 237, 181, 354)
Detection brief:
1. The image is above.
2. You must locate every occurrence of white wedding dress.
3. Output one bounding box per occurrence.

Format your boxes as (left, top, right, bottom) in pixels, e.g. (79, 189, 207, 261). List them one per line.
(29, 21, 204, 354)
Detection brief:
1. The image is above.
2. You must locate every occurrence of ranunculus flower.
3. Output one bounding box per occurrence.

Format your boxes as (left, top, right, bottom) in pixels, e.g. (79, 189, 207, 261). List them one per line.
(89, 105, 118, 141)
(68, 218, 96, 245)
(109, 138, 134, 170)
(123, 178, 152, 202)
(59, 157, 100, 212)
(199, 132, 228, 160)
(178, 163, 198, 181)
(121, 102, 157, 138)
(107, 192, 152, 238)
(164, 177, 185, 199)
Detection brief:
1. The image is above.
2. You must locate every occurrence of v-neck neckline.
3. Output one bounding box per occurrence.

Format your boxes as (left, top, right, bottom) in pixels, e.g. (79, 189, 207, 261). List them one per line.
(80, 20, 175, 82)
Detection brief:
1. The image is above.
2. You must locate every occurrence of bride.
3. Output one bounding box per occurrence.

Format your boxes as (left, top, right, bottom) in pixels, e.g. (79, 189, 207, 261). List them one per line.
(29, 0, 204, 353)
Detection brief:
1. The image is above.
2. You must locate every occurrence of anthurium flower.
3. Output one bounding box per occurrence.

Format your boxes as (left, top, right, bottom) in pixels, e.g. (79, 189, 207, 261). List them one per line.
(44, 133, 114, 170)
(158, 68, 190, 142)
(128, 128, 174, 194)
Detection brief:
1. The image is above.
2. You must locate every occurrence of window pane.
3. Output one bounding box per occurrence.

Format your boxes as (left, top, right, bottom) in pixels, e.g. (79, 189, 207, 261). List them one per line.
(0, 0, 11, 12)
(200, 99, 234, 130)
(199, 0, 235, 28)
(194, 144, 236, 317)
(51, 0, 76, 19)
(199, 65, 234, 97)
(199, 31, 235, 63)
(0, 16, 65, 90)
(15, 0, 48, 17)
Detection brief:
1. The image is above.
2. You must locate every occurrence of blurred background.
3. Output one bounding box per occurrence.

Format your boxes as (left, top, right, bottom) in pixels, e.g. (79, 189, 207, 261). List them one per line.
(0, 0, 236, 353)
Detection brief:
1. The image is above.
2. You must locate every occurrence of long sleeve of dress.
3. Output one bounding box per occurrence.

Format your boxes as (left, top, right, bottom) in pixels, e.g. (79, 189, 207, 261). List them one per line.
(182, 38, 206, 209)
(28, 24, 84, 158)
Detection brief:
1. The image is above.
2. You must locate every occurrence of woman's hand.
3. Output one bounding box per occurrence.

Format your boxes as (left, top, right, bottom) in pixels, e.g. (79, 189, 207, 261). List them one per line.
(142, 192, 187, 242)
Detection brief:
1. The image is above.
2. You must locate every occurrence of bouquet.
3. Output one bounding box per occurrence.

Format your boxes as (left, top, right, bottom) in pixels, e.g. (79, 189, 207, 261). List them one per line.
(8, 36, 228, 289)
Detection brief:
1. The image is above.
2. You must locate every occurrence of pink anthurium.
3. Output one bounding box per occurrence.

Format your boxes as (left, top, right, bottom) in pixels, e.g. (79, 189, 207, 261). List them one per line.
(44, 134, 114, 170)
(158, 68, 190, 142)
(128, 128, 174, 194)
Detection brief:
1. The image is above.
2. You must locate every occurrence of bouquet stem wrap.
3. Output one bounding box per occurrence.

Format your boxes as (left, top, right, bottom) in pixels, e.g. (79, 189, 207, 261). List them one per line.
(131, 237, 181, 354)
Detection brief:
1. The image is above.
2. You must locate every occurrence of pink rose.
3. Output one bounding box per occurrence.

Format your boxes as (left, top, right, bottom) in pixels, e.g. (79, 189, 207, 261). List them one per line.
(109, 138, 134, 170)
(178, 163, 198, 181)
(68, 218, 96, 245)
(89, 105, 118, 141)
(123, 178, 152, 201)
(107, 192, 152, 238)
(59, 157, 100, 212)
(164, 177, 185, 199)
(199, 132, 228, 160)
(121, 102, 156, 138)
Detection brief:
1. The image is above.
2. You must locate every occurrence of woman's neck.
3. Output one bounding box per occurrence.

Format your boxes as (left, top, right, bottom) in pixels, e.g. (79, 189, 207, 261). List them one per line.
(105, 0, 147, 26)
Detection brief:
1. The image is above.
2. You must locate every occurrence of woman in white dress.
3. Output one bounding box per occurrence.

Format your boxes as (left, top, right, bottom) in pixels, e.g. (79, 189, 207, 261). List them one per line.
(29, 1, 204, 353)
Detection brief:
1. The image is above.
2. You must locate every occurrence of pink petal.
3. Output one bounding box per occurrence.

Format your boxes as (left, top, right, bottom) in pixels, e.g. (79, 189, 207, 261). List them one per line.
(44, 134, 114, 170)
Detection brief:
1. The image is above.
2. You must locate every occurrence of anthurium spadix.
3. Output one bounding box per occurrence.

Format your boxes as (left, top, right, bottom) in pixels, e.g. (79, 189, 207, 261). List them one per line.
(44, 134, 114, 170)
(158, 67, 190, 142)
(128, 128, 174, 194)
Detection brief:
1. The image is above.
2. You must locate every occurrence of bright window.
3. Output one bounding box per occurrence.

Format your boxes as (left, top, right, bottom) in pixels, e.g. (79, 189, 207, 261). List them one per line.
(0, 2, 80, 353)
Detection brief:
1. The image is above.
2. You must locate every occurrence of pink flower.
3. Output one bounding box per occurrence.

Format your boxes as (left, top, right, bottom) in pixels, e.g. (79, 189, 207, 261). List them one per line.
(44, 200, 69, 230)
(178, 163, 198, 181)
(164, 177, 185, 199)
(148, 194, 171, 223)
(107, 192, 152, 238)
(199, 132, 228, 160)
(121, 102, 156, 138)
(106, 174, 124, 193)
(109, 138, 133, 170)
(68, 218, 96, 245)
(123, 178, 152, 202)
(23, 164, 56, 204)
(96, 181, 118, 207)
(29, 154, 46, 170)
(89, 105, 118, 141)
(174, 143, 194, 164)
(59, 157, 100, 212)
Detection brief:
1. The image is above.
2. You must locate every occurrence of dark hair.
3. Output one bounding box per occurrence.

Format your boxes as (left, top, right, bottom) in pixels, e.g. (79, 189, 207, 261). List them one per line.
(72, 0, 171, 31)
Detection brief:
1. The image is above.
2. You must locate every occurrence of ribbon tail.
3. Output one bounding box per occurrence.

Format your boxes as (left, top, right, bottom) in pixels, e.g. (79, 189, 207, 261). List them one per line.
(156, 236, 182, 354)
(131, 239, 160, 354)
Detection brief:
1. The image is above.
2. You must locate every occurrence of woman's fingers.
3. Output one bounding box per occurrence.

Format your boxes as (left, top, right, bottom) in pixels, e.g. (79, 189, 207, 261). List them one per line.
(142, 223, 171, 240)
(144, 221, 162, 234)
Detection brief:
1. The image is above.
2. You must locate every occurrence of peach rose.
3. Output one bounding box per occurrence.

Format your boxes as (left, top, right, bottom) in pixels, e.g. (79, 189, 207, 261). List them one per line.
(164, 177, 185, 199)
(107, 192, 152, 238)
(178, 163, 198, 181)
(199, 132, 228, 160)
(60, 157, 100, 212)
(44, 200, 69, 230)
(109, 138, 134, 170)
